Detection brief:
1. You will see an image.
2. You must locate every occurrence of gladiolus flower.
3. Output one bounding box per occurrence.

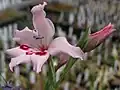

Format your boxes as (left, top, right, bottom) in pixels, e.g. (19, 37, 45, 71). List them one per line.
(6, 2, 84, 73)
(83, 23, 115, 52)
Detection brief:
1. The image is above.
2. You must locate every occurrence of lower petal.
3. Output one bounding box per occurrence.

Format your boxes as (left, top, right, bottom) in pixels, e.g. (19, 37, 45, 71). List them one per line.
(48, 37, 84, 60)
(6, 47, 26, 58)
(31, 52, 49, 73)
(9, 54, 31, 72)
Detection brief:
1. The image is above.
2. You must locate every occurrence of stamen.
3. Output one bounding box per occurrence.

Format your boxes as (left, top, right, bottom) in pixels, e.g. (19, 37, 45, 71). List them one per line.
(33, 29, 36, 32)
(32, 29, 44, 48)
(33, 36, 44, 40)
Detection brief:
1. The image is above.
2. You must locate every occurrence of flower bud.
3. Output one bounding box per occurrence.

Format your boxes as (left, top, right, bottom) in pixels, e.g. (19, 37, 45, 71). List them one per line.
(83, 23, 115, 52)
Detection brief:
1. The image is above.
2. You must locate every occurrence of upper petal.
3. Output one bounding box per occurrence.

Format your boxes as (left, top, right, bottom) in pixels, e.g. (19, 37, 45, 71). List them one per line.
(14, 27, 41, 49)
(31, 51, 49, 73)
(32, 2, 55, 47)
(31, 2, 47, 16)
(9, 54, 31, 72)
(6, 47, 26, 58)
(48, 37, 84, 60)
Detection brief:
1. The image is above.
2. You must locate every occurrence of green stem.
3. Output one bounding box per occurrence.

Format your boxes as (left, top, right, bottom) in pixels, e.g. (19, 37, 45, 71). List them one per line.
(44, 58, 56, 90)
(56, 58, 76, 86)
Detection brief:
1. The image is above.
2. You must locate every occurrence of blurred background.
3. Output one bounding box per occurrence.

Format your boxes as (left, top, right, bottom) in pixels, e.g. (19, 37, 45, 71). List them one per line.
(0, 0, 120, 90)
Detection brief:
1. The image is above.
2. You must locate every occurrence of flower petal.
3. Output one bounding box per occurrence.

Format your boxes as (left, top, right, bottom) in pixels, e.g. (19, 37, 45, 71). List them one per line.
(58, 53, 69, 62)
(31, 51, 49, 73)
(14, 27, 41, 49)
(56, 53, 69, 70)
(32, 2, 55, 47)
(6, 47, 26, 58)
(48, 37, 84, 60)
(9, 54, 31, 72)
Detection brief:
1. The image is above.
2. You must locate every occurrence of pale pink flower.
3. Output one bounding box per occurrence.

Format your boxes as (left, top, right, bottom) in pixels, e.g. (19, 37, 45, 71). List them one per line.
(6, 2, 84, 73)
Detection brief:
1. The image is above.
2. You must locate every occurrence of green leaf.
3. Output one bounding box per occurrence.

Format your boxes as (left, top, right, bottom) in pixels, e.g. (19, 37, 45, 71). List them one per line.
(56, 58, 76, 86)
(77, 27, 91, 49)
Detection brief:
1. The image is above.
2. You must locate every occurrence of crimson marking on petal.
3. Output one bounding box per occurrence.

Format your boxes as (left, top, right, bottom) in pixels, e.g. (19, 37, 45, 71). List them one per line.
(35, 51, 47, 56)
(26, 51, 34, 55)
(40, 46, 47, 52)
(20, 44, 30, 50)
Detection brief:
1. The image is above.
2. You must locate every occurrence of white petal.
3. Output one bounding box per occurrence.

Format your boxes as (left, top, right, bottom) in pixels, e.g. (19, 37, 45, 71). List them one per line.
(58, 53, 69, 62)
(31, 52, 49, 73)
(32, 3, 55, 47)
(57, 53, 69, 68)
(9, 54, 31, 72)
(48, 37, 84, 60)
(6, 47, 26, 58)
(14, 27, 41, 49)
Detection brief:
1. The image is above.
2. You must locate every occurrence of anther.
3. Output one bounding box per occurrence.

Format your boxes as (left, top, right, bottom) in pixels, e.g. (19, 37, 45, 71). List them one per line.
(33, 35, 44, 40)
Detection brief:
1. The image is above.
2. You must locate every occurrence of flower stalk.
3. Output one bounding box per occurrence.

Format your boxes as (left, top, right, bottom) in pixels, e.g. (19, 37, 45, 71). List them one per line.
(45, 57, 56, 90)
